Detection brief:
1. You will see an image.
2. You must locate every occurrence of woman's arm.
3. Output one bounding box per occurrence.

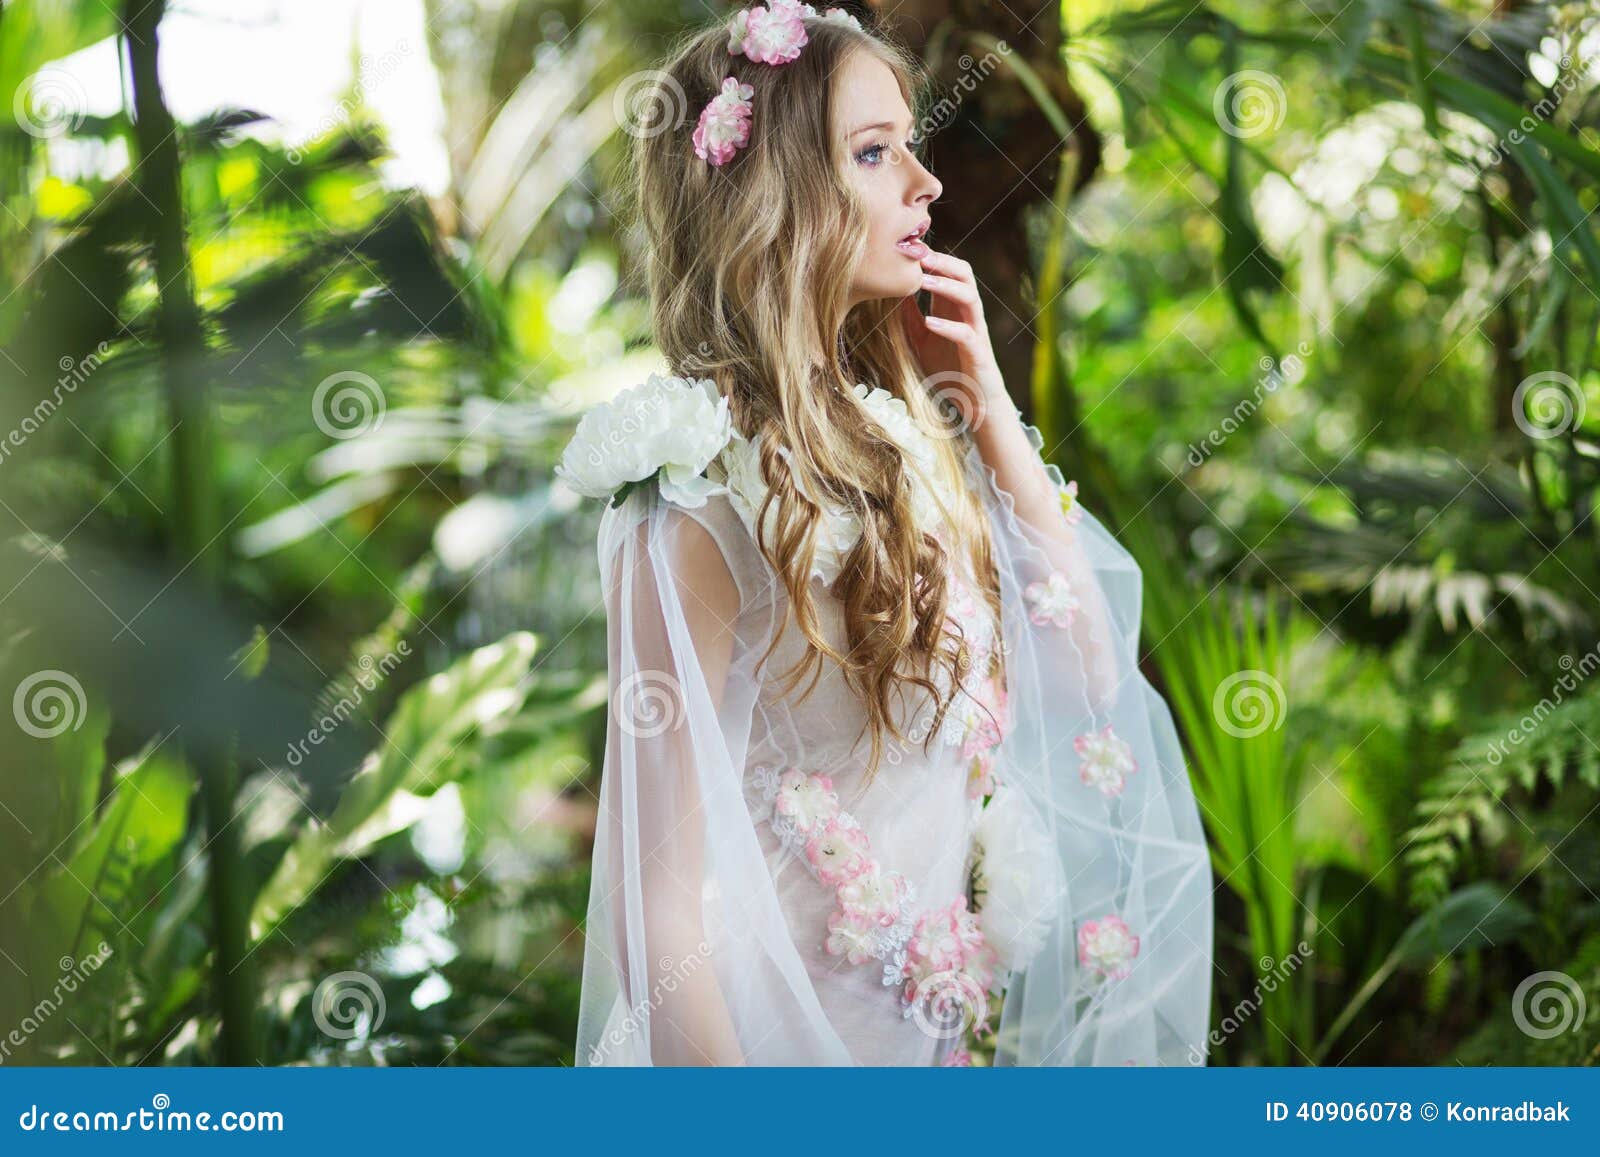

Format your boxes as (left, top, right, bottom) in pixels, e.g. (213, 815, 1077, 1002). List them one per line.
(598, 510, 748, 1066)
(906, 251, 1122, 707)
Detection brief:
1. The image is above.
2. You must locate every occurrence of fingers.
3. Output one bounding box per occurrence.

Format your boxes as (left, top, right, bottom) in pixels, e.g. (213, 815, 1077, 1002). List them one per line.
(920, 272, 981, 311)
(919, 249, 975, 284)
(921, 314, 978, 346)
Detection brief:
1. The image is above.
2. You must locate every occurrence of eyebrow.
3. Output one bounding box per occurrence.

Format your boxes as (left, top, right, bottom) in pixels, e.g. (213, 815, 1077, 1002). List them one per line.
(848, 120, 906, 137)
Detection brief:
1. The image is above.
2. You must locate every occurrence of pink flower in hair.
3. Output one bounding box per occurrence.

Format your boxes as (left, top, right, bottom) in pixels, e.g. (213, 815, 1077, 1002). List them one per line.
(693, 77, 755, 166)
(728, 3, 809, 65)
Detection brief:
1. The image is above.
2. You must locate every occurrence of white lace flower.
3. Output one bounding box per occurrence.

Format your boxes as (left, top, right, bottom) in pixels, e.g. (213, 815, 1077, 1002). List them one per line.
(1023, 570, 1079, 628)
(556, 374, 731, 508)
(973, 785, 1063, 974)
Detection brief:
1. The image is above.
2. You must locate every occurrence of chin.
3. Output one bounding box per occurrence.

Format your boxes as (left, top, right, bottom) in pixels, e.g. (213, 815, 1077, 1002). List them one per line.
(850, 267, 921, 305)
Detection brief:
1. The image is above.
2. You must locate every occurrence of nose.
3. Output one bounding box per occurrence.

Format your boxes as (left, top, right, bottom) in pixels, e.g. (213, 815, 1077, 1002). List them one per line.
(910, 155, 941, 206)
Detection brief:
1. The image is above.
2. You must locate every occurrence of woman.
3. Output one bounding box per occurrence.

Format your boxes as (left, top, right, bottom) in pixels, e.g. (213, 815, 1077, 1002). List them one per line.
(558, 1, 1213, 1066)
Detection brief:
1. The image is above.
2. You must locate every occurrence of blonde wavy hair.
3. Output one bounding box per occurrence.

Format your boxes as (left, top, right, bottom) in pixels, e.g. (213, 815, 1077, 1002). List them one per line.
(633, 11, 1003, 783)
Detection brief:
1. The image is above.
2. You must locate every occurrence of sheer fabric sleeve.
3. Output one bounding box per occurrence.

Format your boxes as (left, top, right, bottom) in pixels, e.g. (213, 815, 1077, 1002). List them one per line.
(965, 417, 1215, 1067)
(574, 486, 853, 1066)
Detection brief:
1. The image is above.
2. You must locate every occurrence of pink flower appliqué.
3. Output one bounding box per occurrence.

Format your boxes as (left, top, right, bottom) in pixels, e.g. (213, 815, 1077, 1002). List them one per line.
(1058, 479, 1084, 526)
(959, 675, 1011, 760)
(1077, 914, 1140, 980)
(693, 77, 755, 166)
(941, 1043, 973, 1067)
(966, 750, 999, 801)
(908, 900, 964, 974)
(727, 2, 809, 64)
(836, 862, 909, 927)
(1023, 570, 1080, 628)
(825, 906, 881, 965)
(805, 818, 872, 886)
(772, 768, 839, 832)
(1074, 725, 1137, 797)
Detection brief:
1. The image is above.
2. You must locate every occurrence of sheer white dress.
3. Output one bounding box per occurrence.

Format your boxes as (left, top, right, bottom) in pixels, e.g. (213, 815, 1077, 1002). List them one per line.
(573, 409, 1214, 1067)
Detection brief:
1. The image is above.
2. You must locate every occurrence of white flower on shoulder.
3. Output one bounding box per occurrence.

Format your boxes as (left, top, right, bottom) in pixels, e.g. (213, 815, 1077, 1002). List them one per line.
(850, 383, 954, 534)
(555, 374, 731, 508)
(972, 785, 1063, 974)
(717, 429, 864, 587)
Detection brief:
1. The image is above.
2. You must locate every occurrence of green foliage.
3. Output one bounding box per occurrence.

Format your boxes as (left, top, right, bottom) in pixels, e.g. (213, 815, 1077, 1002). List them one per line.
(1406, 682, 1600, 909)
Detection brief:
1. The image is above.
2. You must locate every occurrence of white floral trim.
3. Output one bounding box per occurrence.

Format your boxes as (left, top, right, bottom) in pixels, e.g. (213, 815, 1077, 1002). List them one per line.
(713, 382, 959, 588)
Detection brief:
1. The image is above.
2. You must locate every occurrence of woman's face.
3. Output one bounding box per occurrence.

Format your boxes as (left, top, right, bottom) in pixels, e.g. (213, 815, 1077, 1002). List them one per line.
(836, 50, 942, 308)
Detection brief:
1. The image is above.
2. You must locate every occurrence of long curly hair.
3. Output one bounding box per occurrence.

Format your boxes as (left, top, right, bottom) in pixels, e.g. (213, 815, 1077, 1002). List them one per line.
(632, 9, 1003, 784)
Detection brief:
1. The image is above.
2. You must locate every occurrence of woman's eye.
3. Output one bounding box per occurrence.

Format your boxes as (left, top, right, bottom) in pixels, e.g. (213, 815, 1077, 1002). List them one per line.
(853, 137, 924, 168)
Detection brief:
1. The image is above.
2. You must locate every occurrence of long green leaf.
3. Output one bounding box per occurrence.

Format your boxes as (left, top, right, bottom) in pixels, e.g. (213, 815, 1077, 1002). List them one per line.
(249, 632, 539, 937)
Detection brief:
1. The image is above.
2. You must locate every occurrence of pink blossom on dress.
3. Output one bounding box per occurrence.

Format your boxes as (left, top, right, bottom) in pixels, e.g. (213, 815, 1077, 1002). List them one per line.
(805, 818, 872, 886)
(966, 750, 999, 801)
(836, 862, 908, 926)
(1023, 570, 1080, 628)
(951, 895, 986, 960)
(825, 905, 880, 964)
(958, 674, 1011, 760)
(1058, 478, 1084, 525)
(692, 77, 755, 166)
(941, 1043, 973, 1067)
(1078, 914, 1140, 980)
(1075, 725, 1137, 797)
(773, 768, 839, 832)
(908, 899, 963, 972)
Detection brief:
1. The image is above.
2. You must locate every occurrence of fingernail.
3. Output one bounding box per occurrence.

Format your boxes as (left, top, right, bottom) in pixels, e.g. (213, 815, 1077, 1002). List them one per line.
(920, 273, 936, 287)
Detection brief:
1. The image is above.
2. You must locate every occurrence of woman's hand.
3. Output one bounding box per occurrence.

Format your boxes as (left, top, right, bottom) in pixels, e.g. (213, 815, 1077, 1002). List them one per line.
(896, 249, 1009, 431)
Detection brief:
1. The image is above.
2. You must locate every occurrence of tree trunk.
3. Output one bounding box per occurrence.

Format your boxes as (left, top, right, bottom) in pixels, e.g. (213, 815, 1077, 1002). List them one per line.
(868, 0, 1100, 425)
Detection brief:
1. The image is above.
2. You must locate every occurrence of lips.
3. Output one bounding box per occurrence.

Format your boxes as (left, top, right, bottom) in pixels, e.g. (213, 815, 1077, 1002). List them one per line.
(895, 218, 931, 260)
